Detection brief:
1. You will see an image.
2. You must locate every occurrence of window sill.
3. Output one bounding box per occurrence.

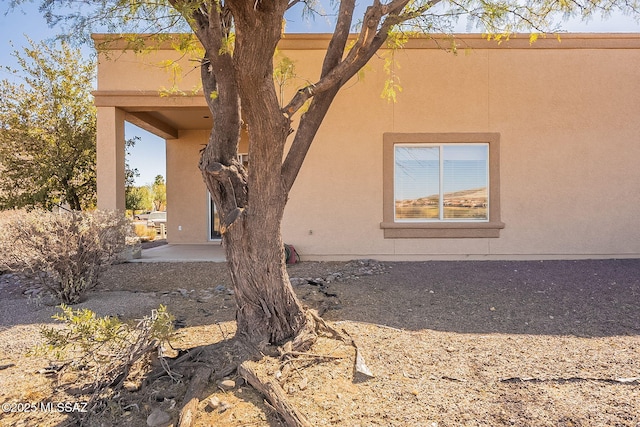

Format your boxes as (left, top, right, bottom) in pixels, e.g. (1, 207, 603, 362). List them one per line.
(380, 221, 505, 238)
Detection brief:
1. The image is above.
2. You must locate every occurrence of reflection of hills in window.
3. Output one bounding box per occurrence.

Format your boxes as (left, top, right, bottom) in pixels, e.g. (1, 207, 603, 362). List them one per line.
(395, 187, 487, 220)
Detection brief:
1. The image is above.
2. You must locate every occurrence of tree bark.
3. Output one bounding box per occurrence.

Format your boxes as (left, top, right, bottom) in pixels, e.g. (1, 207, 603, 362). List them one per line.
(184, 0, 412, 349)
(238, 361, 312, 427)
(190, 0, 309, 349)
(224, 214, 308, 346)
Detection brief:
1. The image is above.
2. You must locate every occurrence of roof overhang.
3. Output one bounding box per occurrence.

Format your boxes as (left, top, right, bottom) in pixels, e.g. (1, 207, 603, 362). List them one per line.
(92, 90, 212, 139)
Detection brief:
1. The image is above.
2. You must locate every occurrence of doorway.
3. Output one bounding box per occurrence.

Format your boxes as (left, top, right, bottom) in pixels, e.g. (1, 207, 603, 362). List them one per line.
(209, 194, 221, 241)
(207, 153, 248, 241)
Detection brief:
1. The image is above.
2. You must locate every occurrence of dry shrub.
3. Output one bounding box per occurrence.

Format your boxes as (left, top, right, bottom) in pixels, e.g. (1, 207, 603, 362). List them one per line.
(31, 304, 175, 425)
(0, 209, 136, 304)
(133, 222, 156, 241)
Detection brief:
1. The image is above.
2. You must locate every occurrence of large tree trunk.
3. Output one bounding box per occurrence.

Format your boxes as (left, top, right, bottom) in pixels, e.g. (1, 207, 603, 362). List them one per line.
(186, 0, 397, 349)
(224, 204, 308, 346)
(194, 0, 309, 348)
(200, 125, 309, 347)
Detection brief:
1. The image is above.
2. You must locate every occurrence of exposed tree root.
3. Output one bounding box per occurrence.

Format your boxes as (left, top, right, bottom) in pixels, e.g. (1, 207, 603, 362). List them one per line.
(178, 366, 213, 427)
(168, 309, 352, 427)
(285, 308, 345, 353)
(234, 308, 353, 427)
(238, 361, 312, 427)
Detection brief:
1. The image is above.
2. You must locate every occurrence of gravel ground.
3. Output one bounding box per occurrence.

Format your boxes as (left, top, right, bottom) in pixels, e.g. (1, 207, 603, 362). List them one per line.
(0, 258, 639, 426)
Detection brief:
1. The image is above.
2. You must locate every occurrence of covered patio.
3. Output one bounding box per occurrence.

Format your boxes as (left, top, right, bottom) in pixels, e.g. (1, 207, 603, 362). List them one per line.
(133, 243, 226, 263)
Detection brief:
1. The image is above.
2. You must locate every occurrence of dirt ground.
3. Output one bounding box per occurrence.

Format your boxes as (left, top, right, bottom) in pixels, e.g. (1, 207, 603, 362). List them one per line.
(1, 258, 639, 427)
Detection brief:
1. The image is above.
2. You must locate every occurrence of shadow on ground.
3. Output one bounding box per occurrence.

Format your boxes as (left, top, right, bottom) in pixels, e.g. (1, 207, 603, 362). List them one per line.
(1, 259, 638, 338)
(321, 259, 640, 337)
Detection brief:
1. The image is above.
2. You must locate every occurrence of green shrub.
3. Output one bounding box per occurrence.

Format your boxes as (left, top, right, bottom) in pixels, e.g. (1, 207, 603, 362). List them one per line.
(0, 209, 136, 303)
(31, 305, 175, 422)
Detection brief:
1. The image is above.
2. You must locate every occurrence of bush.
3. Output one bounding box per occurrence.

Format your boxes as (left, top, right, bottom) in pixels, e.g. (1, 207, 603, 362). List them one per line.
(31, 305, 175, 422)
(0, 209, 136, 304)
(133, 222, 156, 241)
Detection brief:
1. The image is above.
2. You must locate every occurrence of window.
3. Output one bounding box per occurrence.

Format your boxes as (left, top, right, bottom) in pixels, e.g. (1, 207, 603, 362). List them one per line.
(395, 144, 489, 221)
(382, 133, 504, 238)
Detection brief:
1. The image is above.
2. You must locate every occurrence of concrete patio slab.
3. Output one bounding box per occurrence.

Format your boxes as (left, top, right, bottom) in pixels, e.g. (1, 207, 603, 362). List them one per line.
(132, 243, 226, 263)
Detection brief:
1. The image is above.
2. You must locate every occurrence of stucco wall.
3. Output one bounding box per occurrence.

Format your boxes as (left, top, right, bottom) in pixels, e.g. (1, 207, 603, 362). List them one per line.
(96, 38, 203, 93)
(166, 130, 210, 244)
(280, 35, 640, 260)
(94, 34, 640, 260)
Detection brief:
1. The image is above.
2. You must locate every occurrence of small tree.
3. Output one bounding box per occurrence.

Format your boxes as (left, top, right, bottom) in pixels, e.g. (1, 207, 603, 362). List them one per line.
(0, 39, 96, 211)
(151, 175, 166, 211)
(126, 185, 154, 214)
(124, 136, 142, 216)
(0, 209, 135, 304)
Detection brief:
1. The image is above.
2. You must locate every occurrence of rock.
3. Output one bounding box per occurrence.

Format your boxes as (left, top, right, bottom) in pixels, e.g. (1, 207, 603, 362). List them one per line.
(298, 377, 308, 391)
(158, 345, 179, 359)
(219, 401, 233, 412)
(153, 388, 177, 401)
(23, 287, 37, 296)
(146, 408, 171, 427)
(289, 277, 307, 286)
(207, 396, 221, 410)
(214, 285, 226, 292)
(173, 318, 187, 329)
(177, 288, 189, 297)
(219, 379, 236, 390)
(123, 380, 140, 392)
(325, 273, 342, 283)
(197, 290, 214, 302)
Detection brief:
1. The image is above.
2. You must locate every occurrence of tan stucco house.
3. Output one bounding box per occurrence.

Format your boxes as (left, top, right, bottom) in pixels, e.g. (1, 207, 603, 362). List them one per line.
(93, 33, 640, 260)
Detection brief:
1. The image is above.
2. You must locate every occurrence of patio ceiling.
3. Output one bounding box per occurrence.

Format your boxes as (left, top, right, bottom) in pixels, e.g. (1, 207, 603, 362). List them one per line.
(126, 108, 214, 139)
(93, 90, 213, 140)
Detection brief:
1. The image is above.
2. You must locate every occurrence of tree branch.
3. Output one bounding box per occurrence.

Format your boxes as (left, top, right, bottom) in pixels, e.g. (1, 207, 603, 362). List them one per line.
(282, 1, 448, 192)
(321, 0, 357, 76)
(281, 0, 431, 118)
(287, 0, 302, 10)
(239, 361, 312, 427)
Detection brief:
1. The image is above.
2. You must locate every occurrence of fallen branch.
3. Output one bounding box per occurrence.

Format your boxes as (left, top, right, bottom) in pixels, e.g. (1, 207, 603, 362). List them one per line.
(238, 361, 312, 427)
(178, 366, 213, 427)
(282, 351, 343, 359)
(341, 328, 374, 378)
(500, 376, 640, 385)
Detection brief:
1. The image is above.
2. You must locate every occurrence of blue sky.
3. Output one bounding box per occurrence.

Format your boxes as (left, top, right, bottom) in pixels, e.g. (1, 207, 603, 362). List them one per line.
(1, 2, 639, 186)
